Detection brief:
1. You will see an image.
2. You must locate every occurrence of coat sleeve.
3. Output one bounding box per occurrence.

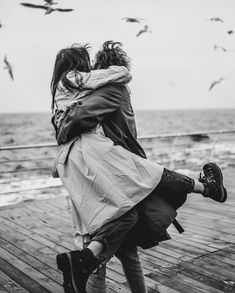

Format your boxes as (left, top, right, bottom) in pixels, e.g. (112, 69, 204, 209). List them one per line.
(56, 84, 125, 145)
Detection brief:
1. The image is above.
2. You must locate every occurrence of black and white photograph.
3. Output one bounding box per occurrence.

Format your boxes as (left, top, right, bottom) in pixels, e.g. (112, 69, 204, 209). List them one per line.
(0, 1, 234, 292)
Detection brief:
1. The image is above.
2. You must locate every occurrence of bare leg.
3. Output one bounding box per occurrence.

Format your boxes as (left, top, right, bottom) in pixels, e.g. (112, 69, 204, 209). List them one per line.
(193, 181, 204, 194)
(87, 240, 104, 257)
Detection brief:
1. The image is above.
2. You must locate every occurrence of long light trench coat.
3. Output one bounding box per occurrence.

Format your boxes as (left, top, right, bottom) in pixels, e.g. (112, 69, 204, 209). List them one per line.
(53, 126, 164, 238)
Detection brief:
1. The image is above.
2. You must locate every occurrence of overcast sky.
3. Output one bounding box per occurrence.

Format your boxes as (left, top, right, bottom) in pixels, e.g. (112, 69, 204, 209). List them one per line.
(0, 0, 235, 112)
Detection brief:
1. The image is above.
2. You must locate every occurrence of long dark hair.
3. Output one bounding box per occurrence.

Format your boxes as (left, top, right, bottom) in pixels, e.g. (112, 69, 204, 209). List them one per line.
(93, 41, 131, 70)
(50, 43, 91, 111)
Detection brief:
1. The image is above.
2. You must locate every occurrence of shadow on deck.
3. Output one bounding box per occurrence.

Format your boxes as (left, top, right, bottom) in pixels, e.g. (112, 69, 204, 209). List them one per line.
(0, 168, 234, 293)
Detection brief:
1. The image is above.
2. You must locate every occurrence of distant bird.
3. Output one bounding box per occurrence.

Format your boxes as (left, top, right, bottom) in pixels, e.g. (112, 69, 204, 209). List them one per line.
(227, 30, 234, 35)
(213, 44, 227, 52)
(208, 77, 224, 91)
(3, 56, 14, 80)
(122, 17, 145, 23)
(136, 25, 151, 37)
(214, 44, 235, 53)
(209, 17, 224, 22)
(44, 0, 58, 4)
(20, 3, 74, 14)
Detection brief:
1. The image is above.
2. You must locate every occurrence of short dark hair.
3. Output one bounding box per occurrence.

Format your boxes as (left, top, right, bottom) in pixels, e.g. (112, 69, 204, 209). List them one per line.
(93, 41, 131, 70)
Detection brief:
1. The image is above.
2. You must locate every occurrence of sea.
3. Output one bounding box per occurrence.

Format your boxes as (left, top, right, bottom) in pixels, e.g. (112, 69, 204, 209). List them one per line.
(1, 108, 235, 145)
(0, 108, 235, 206)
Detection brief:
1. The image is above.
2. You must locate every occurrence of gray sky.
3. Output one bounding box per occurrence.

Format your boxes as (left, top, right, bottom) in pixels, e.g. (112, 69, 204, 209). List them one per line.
(0, 0, 235, 112)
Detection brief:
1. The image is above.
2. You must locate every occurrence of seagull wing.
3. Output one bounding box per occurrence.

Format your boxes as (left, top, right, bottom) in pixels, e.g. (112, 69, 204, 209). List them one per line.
(210, 17, 224, 22)
(136, 25, 149, 37)
(208, 78, 224, 91)
(20, 3, 48, 10)
(122, 17, 145, 23)
(4, 56, 14, 80)
(55, 8, 74, 12)
(221, 47, 227, 52)
(136, 29, 144, 37)
(4, 56, 10, 67)
(8, 68, 14, 80)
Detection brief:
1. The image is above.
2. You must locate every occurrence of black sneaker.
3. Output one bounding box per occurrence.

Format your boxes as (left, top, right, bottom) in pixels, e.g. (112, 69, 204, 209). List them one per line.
(199, 162, 227, 203)
(57, 248, 99, 293)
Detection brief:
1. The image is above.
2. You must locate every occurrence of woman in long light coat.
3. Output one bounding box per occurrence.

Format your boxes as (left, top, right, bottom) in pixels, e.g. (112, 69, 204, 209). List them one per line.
(52, 42, 227, 293)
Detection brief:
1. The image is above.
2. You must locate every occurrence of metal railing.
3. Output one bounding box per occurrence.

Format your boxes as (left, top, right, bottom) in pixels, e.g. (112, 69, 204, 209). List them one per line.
(0, 129, 235, 207)
(1, 129, 235, 151)
(0, 129, 235, 179)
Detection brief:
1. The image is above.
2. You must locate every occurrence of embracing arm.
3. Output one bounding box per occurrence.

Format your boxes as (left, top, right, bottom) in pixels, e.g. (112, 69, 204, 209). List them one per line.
(66, 66, 131, 90)
(82, 66, 132, 89)
(56, 83, 126, 145)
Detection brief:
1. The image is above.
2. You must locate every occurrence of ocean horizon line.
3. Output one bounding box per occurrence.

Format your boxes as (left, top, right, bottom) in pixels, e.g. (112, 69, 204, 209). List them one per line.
(0, 107, 235, 115)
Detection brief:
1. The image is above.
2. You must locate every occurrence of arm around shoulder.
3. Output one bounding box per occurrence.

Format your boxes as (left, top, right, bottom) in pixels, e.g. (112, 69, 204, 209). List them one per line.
(56, 83, 126, 144)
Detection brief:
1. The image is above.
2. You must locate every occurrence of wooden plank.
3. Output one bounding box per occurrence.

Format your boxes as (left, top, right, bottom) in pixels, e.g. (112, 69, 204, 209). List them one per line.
(0, 247, 63, 292)
(0, 210, 76, 251)
(204, 248, 235, 266)
(161, 263, 234, 293)
(0, 187, 66, 208)
(0, 270, 30, 293)
(144, 276, 182, 293)
(0, 178, 62, 194)
(148, 245, 193, 261)
(0, 286, 10, 293)
(0, 217, 68, 254)
(176, 261, 235, 291)
(171, 221, 235, 243)
(170, 231, 231, 249)
(145, 269, 224, 293)
(0, 168, 234, 293)
(1, 205, 72, 239)
(169, 235, 218, 252)
(0, 257, 51, 293)
(0, 237, 62, 284)
(191, 257, 235, 282)
(138, 251, 232, 293)
(168, 229, 231, 249)
(0, 222, 58, 269)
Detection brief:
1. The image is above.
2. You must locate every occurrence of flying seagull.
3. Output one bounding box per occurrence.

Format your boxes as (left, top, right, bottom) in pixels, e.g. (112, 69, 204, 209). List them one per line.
(213, 44, 227, 52)
(20, 3, 74, 14)
(136, 25, 151, 37)
(208, 77, 224, 91)
(209, 17, 224, 22)
(122, 17, 145, 23)
(44, 0, 58, 4)
(3, 56, 14, 80)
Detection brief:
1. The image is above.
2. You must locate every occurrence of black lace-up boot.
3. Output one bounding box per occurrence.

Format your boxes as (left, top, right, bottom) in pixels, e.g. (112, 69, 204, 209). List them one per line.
(57, 248, 100, 293)
(199, 162, 227, 203)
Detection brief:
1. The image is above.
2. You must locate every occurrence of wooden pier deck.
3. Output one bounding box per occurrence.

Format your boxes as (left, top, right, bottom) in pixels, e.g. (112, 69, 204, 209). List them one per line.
(0, 168, 234, 293)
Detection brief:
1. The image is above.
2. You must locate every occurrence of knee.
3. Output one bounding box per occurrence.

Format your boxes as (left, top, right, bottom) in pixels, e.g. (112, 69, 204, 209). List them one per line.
(115, 246, 139, 263)
(120, 208, 139, 230)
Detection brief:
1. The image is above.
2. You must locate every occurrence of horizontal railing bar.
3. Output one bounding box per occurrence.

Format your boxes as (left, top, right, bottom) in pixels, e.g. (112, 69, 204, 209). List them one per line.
(0, 167, 51, 174)
(138, 129, 235, 140)
(0, 157, 55, 164)
(0, 142, 57, 151)
(0, 129, 235, 151)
